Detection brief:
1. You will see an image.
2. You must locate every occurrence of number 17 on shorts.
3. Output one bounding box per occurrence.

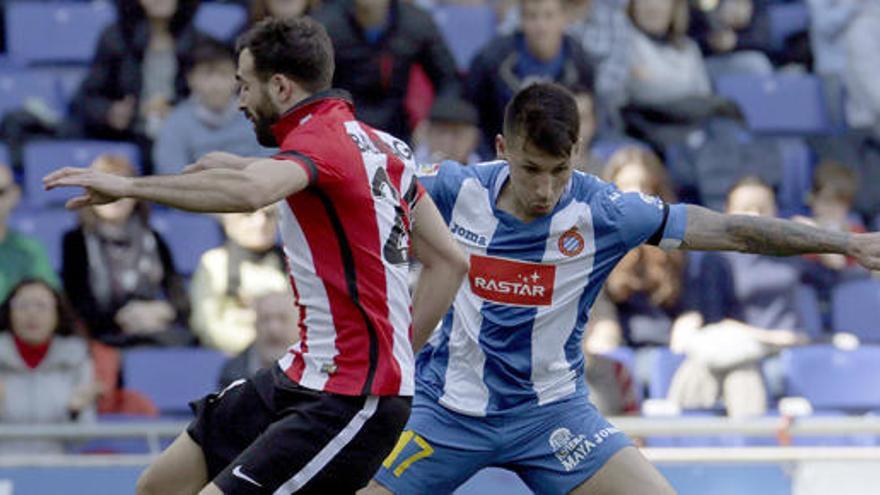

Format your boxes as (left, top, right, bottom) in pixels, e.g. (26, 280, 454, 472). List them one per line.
(382, 430, 435, 477)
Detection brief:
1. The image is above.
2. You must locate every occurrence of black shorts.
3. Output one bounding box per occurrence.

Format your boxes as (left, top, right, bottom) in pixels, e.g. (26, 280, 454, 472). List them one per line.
(186, 366, 411, 494)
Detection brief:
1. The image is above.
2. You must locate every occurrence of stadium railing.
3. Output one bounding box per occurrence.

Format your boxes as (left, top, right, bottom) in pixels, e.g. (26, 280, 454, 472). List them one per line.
(2, 415, 880, 459)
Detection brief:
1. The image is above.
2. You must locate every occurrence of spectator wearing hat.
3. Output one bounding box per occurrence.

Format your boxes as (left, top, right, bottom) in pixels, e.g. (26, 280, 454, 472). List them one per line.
(412, 97, 481, 166)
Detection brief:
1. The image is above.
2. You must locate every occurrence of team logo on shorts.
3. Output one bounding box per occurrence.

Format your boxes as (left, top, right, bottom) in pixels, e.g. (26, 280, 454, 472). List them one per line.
(549, 426, 623, 472)
(558, 227, 585, 257)
(549, 428, 592, 472)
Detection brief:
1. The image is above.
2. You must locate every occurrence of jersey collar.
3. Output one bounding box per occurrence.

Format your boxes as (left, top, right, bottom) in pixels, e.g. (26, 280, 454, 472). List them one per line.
(492, 162, 575, 214)
(271, 89, 354, 141)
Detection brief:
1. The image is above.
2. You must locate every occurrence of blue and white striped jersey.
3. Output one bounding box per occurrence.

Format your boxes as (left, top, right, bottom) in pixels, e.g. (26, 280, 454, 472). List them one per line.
(416, 161, 688, 416)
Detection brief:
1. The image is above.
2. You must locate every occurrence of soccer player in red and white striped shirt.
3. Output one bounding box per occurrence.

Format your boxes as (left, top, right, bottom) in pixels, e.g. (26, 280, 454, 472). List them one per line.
(45, 17, 467, 495)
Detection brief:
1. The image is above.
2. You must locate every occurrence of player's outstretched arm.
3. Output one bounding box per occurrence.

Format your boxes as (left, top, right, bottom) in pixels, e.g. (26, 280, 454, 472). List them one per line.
(410, 195, 469, 352)
(43, 158, 309, 213)
(181, 152, 259, 174)
(680, 204, 880, 270)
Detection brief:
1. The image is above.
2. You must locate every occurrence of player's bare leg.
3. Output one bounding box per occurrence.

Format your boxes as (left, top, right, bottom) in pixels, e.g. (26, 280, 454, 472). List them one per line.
(136, 431, 209, 495)
(357, 480, 393, 495)
(569, 446, 676, 495)
(198, 483, 224, 495)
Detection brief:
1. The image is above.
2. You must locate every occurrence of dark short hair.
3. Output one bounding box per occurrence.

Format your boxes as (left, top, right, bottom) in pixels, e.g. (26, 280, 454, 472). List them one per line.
(192, 37, 235, 69)
(503, 83, 580, 158)
(0, 279, 85, 338)
(236, 17, 334, 93)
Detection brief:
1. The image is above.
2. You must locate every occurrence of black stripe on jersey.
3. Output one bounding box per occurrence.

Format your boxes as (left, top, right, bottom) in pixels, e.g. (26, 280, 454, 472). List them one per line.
(278, 150, 319, 185)
(647, 203, 671, 246)
(403, 178, 420, 210)
(292, 153, 380, 396)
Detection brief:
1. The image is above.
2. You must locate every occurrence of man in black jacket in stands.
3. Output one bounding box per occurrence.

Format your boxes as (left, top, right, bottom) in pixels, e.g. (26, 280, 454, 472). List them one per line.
(314, 0, 461, 141)
(466, 0, 596, 157)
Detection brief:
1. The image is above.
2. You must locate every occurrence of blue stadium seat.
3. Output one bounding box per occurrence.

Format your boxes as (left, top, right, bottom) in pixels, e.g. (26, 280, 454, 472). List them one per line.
(433, 4, 496, 72)
(0, 143, 9, 167)
(661, 464, 791, 495)
(53, 66, 89, 114)
(8, 207, 77, 272)
(22, 140, 141, 208)
(599, 346, 640, 402)
(767, 2, 809, 52)
(149, 210, 223, 276)
(831, 279, 880, 342)
(648, 348, 685, 399)
(6, 1, 116, 65)
(601, 346, 635, 376)
(776, 137, 813, 217)
(0, 69, 63, 121)
(782, 345, 880, 412)
(194, 2, 248, 42)
(795, 284, 823, 341)
(715, 74, 833, 134)
(123, 348, 226, 416)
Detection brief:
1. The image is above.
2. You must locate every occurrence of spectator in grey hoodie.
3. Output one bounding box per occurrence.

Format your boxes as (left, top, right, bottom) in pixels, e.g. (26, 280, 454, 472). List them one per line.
(152, 39, 268, 175)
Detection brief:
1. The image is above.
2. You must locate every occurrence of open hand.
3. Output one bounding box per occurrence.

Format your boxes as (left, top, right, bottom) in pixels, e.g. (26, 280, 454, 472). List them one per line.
(43, 167, 132, 209)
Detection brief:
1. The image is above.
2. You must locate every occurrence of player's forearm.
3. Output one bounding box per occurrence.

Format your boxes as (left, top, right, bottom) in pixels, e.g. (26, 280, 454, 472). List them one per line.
(127, 169, 265, 213)
(681, 205, 852, 256)
(411, 263, 467, 352)
(212, 155, 262, 171)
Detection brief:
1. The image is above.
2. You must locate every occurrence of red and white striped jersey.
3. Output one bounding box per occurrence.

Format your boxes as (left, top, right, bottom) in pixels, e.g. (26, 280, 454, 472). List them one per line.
(270, 90, 423, 397)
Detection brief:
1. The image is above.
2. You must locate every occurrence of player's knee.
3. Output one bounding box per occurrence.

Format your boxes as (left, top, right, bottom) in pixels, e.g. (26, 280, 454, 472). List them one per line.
(356, 480, 394, 495)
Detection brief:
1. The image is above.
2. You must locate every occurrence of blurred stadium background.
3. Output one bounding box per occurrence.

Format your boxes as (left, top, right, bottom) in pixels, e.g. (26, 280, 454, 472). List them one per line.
(0, 0, 879, 493)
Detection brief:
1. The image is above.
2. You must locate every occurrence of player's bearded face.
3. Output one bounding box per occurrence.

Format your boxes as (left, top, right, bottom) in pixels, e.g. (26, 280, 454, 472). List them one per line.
(245, 85, 281, 147)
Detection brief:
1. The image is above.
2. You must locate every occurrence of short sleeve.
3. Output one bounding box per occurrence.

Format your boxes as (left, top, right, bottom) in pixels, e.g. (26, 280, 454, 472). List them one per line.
(274, 149, 347, 187)
(414, 160, 465, 224)
(603, 187, 688, 250)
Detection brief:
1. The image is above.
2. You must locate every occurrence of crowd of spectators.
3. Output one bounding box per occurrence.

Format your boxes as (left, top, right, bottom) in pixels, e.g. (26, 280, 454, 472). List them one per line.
(0, 0, 878, 440)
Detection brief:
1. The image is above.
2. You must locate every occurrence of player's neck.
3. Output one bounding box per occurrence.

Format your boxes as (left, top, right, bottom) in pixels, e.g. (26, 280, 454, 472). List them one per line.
(496, 182, 540, 223)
